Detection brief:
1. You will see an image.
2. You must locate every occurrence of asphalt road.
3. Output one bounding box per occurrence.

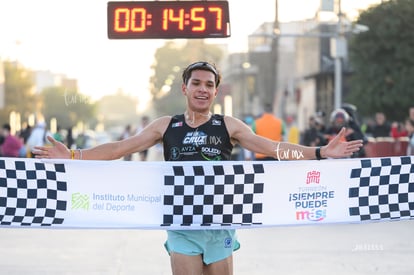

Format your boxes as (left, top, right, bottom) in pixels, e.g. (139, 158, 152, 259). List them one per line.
(0, 220, 413, 274)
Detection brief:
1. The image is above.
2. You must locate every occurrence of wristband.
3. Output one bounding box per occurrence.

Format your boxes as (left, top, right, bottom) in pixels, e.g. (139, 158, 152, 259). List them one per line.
(70, 149, 75, 160)
(315, 147, 325, 160)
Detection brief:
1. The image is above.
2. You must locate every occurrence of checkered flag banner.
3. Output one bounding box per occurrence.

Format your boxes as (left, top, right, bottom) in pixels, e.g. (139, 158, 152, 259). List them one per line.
(0, 159, 67, 226)
(349, 156, 414, 221)
(0, 157, 413, 229)
(162, 163, 265, 227)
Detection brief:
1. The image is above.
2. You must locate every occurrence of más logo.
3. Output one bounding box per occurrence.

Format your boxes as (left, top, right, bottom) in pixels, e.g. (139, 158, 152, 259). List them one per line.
(296, 209, 326, 221)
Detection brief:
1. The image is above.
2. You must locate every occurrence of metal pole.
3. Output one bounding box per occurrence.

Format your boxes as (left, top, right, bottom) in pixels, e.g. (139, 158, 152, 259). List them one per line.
(334, 0, 342, 110)
(271, 0, 279, 112)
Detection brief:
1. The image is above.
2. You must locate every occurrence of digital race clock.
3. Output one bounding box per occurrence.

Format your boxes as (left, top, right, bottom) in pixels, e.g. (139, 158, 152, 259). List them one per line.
(107, 1, 231, 39)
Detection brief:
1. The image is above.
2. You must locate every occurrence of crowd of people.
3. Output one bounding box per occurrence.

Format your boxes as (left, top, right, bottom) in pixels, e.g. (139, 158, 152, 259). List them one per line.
(301, 105, 414, 157)
(0, 121, 51, 158)
(2, 105, 413, 159)
(232, 104, 414, 160)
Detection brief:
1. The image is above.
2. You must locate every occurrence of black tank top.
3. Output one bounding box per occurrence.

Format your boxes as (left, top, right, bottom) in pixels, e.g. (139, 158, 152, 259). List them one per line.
(163, 114, 233, 161)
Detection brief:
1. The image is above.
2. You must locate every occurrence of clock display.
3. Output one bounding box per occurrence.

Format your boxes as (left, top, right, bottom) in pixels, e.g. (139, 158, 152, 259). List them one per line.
(107, 1, 231, 39)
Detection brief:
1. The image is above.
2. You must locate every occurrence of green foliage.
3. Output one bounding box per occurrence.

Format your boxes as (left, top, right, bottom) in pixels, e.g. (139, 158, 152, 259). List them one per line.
(0, 61, 37, 124)
(150, 40, 223, 116)
(347, 0, 414, 121)
(97, 91, 139, 128)
(41, 86, 96, 129)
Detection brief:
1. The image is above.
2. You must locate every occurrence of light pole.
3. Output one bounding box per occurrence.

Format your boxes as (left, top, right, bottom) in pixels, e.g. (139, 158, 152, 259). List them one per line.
(271, 0, 279, 111)
(333, 0, 344, 110)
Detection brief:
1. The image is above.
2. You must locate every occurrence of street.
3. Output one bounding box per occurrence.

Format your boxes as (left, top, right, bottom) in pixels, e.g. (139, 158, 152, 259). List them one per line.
(0, 220, 413, 274)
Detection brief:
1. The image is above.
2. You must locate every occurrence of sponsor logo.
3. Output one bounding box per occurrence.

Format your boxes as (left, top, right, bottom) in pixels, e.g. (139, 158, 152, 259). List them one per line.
(183, 131, 208, 146)
(209, 136, 222, 145)
(288, 170, 335, 222)
(201, 146, 222, 161)
(212, 119, 222, 126)
(71, 192, 90, 210)
(306, 170, 320, 184)
(224, 237, 232, 248)
(170, 147, 181, 160)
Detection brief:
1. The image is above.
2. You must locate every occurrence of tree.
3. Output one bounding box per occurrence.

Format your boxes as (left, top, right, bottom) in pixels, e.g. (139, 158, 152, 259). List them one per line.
(97, 90, 139, 129)
(347, 0, 414, 121)
(149, 40, 224, 116)
(41, 86, 96, 129)
(0, 61, 37, 125)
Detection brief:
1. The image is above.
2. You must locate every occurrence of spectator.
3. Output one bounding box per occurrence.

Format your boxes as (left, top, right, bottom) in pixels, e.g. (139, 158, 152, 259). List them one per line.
(390, 121, 408, 138)
(405, 118, 414, 155)
(409, 107, 414, 124)
(136, 116, 150, 161)
(325, 108, 350, 143)
(19, 122, 32, 144)
(66, 127, 74, 149)
(26, 121, 50, 157)
(301, 114, 326, 147)
(285, 115, 300, 144)
(120, 124, 133, 161)
(253, 103, 285, 160)
(234, 115, 255, 160)
(341, 104, 368, 157)
(371, 112, 391, 138)
(0, 123, 23, 157)
(53, 125, 64, 143)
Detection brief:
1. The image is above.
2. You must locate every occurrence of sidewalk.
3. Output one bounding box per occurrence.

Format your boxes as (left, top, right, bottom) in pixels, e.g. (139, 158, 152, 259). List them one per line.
(0, 220, 413, 274)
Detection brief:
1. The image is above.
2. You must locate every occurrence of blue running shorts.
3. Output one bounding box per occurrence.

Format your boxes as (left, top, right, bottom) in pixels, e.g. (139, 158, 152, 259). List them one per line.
(164, 229, 240, 265)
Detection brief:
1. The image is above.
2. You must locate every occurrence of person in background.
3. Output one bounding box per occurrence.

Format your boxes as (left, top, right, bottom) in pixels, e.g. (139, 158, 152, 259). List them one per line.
(53, 125, 64, 143)
(409, 106, 414, 124)
(325, 108, 365, 158)
(19, 122, 32, 144)
(301, 114, 326, 147)
(26, 121, 49, 158)
(66, 127, 74, 149)
(233, 115, 255, 160)
(371, 112, 391, 138)
(390, 121, 408, 139)
(405, 118, 414, 155)
(285, 115, 300, 144)
(120, 124, 133, 161)
(252, 103, 285, 160)
(0, 123, 23, 158)
(325, 108, 350, 143)
(33, 61, 363, 275)
(341, 103, 368, 157)
(136, 116, 150, 161)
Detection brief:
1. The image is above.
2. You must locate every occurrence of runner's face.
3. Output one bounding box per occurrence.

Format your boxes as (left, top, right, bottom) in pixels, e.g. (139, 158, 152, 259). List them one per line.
(182, 69, 218, 112)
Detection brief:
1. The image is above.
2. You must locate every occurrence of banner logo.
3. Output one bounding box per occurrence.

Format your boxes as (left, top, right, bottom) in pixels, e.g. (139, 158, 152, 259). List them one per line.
(289, 170, 335, 222)
(71, 192, 90, 210)
(306, 170, 320, 184)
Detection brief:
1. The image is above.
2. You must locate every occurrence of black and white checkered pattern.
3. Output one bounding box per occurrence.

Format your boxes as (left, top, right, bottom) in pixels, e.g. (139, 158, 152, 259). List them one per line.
(162, 163, 265, 227)
(0, 160, 67, 226)
(349, 157, 414, 221)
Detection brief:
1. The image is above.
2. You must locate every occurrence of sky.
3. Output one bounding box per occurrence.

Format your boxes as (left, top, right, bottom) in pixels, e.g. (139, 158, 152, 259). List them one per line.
(0, 0, 382, 111)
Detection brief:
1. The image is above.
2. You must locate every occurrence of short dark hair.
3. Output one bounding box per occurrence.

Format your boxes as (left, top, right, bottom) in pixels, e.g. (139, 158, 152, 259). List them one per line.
(2, 123, 11, 131)
(182, 61, 221, 87)
(264, 103, 273, 113)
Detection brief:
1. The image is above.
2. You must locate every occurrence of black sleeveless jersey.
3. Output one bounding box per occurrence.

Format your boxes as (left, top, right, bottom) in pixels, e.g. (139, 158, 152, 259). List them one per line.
(163, 114, 233, 161)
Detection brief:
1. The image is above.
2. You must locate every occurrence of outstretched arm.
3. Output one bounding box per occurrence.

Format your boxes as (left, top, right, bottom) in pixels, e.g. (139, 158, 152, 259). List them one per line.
(33, 116, 171, 160)
(311, 127, 363, 159)
(267, 128, 363, 160)
(226, 116, 364, 160)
